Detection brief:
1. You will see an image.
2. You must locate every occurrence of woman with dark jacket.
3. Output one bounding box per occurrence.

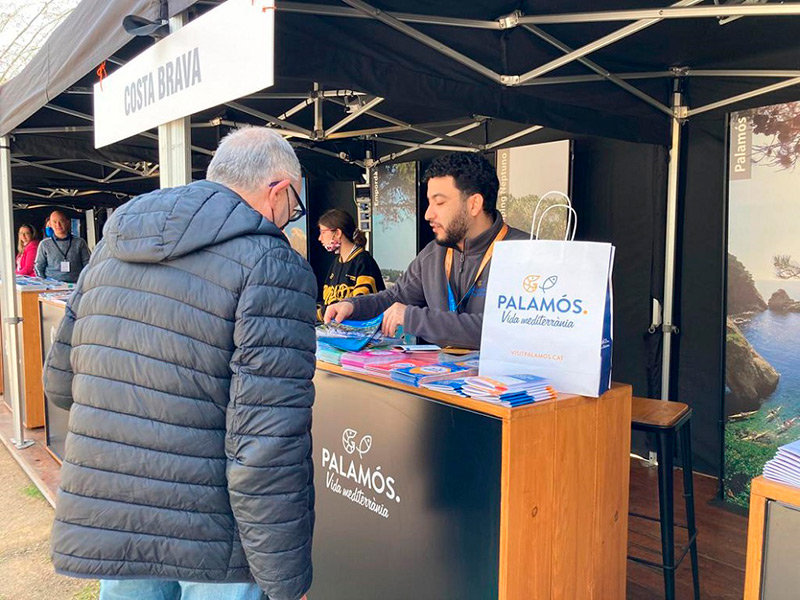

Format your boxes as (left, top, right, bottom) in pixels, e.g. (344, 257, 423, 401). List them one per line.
(317, 209, 384, 320)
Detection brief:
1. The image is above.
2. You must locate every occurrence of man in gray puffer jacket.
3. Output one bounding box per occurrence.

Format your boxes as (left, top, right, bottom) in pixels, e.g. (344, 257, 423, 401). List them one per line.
(43, 127, 315, 600)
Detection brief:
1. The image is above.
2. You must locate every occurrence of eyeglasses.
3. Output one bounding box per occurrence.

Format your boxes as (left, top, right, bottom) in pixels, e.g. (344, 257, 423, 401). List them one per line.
(269, 180, 306, 224)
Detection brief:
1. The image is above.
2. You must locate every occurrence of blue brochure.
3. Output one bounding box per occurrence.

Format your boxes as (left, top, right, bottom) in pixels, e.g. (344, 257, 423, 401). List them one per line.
(316, 316, 384, 352)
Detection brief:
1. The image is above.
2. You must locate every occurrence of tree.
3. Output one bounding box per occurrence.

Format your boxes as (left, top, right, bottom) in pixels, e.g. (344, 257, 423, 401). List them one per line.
(0, 0, 79, 84)
(748, 101, 800, 170)
(774, 254, 800, 279)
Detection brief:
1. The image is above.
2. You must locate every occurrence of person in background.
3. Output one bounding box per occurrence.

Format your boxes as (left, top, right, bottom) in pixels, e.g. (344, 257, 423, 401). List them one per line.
(324, 152, 528, 350)
(34, 210, 90, 283)
(42, 127, 313, 600)
(317, 208, 384, 320)
(15, 224, 40, 276)
(43, 216, 53, 239)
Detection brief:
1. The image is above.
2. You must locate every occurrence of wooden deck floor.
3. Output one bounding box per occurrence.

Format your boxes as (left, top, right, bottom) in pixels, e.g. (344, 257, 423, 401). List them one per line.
(627, 459, 748, 600)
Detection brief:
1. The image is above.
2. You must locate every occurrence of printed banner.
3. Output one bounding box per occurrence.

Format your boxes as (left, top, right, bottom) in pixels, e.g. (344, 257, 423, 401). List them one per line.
(496, 140, 570, 238)
(724, 101, 800, 507)
(371, 162, 417, 287)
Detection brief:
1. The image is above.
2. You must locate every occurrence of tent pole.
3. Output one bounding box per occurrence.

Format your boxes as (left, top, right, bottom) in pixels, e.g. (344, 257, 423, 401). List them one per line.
(0, 135, 31, 448)
(313, 83, 323, 139)
(661, 83, 684, 401)
(158, 13, 192, 188)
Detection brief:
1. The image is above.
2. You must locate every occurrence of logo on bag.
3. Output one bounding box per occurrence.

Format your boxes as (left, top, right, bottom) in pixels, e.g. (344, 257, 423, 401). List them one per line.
(522, 274, 558, 293)
(322, 428, 402, 519)
(522, 274, 540, 293)
(495, 273, 587, 329)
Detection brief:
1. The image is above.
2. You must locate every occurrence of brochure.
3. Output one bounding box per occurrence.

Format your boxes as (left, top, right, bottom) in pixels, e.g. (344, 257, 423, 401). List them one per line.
(390, 362, 477, 387)
(365, 357, 438, 379)
(316, 316, 383, 352)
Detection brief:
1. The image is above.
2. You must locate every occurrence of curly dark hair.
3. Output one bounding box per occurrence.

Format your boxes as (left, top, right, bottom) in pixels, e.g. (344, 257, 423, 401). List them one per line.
(423, 152, 498, 215)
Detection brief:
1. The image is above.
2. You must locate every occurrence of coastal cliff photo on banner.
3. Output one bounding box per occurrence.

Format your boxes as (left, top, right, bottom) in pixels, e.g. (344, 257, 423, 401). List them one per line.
(724, 100, 800, 507)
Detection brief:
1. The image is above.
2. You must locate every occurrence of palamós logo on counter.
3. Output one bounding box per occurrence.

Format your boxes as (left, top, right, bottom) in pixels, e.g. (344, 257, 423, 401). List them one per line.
(342, 428, 372, 458)
(322, 428, 401, 519)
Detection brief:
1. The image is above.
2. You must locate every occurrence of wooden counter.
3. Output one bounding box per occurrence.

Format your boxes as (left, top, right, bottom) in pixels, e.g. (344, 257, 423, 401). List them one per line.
(1, 283, 70, 430)
(744, 476, 800, 599)
(312, 363, 632, 600)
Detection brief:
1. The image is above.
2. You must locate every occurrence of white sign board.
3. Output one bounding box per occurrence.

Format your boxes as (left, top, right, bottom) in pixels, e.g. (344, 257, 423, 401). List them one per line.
(94, 0, 274, 148)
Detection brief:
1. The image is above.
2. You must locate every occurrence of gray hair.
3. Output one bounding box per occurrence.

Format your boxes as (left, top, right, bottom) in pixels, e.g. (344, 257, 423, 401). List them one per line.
(206, 126, 301, 192)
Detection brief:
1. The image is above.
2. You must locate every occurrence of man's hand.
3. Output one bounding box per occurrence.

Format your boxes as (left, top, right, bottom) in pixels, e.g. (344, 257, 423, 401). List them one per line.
(324, 301, 354, 324)
(381, 302, 407, 337)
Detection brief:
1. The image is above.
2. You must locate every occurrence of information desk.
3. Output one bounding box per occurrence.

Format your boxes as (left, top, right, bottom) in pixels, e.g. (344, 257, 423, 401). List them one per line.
(40, 295, 68, 461)
(0, 280, 69, 428)
(310, 363, 632, 600)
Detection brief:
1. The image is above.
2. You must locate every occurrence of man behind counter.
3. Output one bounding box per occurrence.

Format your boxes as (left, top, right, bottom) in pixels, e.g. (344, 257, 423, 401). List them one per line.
(325, 152, 528, 349)
(34, 210, 90, 283)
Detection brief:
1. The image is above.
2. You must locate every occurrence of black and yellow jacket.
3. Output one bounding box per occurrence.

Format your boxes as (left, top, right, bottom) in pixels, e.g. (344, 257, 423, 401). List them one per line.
(318, 246, 385, 320)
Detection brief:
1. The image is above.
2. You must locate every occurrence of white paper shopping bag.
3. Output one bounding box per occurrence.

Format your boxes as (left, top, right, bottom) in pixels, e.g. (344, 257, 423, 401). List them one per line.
(479, 240, 615, 397)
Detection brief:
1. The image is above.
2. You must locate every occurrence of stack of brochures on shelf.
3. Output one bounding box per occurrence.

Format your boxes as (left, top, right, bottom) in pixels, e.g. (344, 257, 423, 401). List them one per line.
(340, 349, 399, 372)
(421, 378, 470, 396)
(365, 356, 438, 379)
(6, 275, 73, 291)
(316, 342, 345, 366)
(763, 439, 800, 488)
(461, 374, 557, 407)
(390, 361, 477, 387)
(437, 350, 480, 364)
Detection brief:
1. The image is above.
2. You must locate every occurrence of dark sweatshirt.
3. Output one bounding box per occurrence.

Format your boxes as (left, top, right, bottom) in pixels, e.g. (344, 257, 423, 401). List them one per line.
(347, 214, 528, 349)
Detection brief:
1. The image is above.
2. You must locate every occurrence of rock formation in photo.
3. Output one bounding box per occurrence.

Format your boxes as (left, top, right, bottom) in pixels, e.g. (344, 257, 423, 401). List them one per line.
(727, 254, 767, 315)
(767, 289, 800, 312)
(725, 318, 780, 413)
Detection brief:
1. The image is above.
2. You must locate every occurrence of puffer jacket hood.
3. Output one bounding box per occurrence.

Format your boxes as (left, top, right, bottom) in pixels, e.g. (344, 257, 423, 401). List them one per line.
(105, 180, 278, 263)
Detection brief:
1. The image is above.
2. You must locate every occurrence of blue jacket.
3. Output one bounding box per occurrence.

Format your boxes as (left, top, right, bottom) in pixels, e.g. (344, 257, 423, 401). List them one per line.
(43, 180, 317, 600)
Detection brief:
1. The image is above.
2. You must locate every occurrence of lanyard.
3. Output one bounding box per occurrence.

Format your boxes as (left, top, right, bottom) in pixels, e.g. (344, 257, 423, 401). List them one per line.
(53, 236, 73, 261)
(444, 223, 508, 312)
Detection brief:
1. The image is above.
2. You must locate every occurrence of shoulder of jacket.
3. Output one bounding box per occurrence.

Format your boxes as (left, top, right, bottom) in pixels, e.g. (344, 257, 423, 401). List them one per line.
(418, 239, 445, 261)
(505, 225, 530, 241)
(246, 235, 312, 273)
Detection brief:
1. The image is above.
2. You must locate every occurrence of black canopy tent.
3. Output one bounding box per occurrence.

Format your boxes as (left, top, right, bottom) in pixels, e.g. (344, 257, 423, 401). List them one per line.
(2, 0, 800, 476)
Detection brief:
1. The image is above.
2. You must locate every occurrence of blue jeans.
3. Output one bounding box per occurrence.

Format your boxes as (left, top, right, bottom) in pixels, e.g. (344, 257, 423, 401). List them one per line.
(99, 579, 263, 600)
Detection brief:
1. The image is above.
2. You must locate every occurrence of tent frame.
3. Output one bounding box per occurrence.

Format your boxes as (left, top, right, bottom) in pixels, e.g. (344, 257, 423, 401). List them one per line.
(4, 1, 800, 445)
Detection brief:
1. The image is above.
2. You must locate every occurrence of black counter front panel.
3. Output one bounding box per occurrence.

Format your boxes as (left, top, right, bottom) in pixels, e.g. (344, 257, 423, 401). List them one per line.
(310, 371, 502, 600)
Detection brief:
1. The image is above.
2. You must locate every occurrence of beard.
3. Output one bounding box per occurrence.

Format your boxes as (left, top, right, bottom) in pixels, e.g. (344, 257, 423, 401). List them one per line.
(433, 206, 470, 248)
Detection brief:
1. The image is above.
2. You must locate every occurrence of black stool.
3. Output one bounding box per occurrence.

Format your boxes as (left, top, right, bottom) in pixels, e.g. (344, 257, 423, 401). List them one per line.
(629, 396, 700, 600)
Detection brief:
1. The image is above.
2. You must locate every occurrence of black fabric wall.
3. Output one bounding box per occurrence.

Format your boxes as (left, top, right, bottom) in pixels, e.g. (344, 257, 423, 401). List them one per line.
(307, 177, 358, 301)
(674, 117, 728, 477)
(572, 138, 668, 401)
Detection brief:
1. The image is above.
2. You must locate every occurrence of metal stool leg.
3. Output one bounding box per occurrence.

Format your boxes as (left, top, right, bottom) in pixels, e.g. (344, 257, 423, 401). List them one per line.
(680, 420, 701, 600)
(657, 430, 676, 600)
